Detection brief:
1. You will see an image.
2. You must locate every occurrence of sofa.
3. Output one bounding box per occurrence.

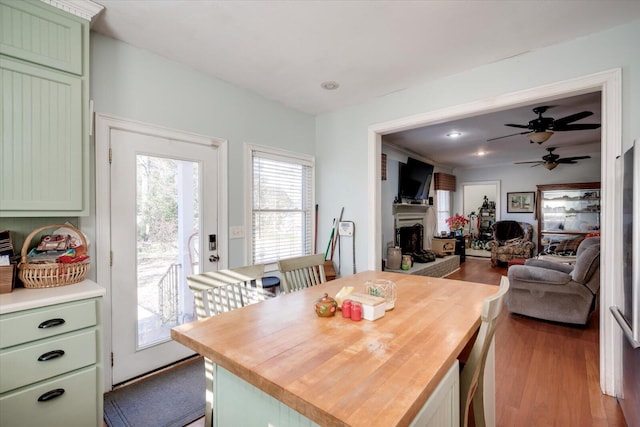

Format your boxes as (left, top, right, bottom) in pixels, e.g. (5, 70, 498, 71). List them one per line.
(487, 220, 535, 267)
(506, 237, 600, 325)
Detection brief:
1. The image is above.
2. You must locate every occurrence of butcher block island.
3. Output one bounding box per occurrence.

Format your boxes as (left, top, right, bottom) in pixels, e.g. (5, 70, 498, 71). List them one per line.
(171, 271, 498, 427)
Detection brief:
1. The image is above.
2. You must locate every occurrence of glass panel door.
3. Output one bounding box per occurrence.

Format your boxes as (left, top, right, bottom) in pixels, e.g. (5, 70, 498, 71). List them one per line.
(136, 155, 198, 348)
(110, 127, 218, 385)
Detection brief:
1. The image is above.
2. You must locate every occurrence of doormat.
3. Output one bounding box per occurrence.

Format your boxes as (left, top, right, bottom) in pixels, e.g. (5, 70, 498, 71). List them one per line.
(104, 358, 205, 427)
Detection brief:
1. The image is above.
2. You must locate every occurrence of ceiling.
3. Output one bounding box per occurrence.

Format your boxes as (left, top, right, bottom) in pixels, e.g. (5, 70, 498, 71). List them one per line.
(383, 91, 602, 169)
(89, 1, 638, 168)
(91, 1, 640, 115)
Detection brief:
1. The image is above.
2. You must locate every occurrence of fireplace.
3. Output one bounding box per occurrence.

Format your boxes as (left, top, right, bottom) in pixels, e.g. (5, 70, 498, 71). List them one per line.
(396, 223, 424, 255)
(394, 205, 427, 254)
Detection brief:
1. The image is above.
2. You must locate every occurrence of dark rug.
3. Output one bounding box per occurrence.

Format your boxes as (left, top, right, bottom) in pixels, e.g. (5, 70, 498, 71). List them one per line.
(104, 358, 205, 427)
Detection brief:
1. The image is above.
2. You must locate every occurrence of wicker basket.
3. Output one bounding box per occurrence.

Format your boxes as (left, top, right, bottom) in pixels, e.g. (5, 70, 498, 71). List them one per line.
(18, 224, 90, 288)
(0, 264, 16, 294)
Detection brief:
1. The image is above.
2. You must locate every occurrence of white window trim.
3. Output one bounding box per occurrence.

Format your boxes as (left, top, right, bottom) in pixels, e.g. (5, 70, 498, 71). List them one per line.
(244, 143, 315, 271)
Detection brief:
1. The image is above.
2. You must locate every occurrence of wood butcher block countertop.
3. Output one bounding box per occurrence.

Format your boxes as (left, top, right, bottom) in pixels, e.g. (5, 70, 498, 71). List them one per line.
(171, 270, 498, 427)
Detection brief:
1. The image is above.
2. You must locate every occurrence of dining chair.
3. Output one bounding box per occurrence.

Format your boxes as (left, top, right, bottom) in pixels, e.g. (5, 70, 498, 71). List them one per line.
(186, 264, 266, 427)
(277, 253, 327, 293)
(459, 275, 510, 427)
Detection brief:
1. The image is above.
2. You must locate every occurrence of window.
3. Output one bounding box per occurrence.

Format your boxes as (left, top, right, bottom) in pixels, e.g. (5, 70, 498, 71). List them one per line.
(249, 146, 314, 265)
(436, 190, 451, 233)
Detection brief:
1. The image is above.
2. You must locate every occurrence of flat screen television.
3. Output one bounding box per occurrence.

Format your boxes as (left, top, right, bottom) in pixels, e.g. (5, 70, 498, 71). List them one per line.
(398, 157, 434, 201)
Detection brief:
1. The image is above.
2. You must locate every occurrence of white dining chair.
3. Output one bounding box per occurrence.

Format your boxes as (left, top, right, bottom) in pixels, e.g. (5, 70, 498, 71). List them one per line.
(186, 264, 266, 427)
(459, 275, 509, 427)
(277, 253, 327, 293)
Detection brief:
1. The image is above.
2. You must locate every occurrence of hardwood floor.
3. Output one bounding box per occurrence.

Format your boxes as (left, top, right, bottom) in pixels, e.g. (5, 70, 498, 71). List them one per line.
(108, 257, 626, 427)
(449, 256, 626, 427)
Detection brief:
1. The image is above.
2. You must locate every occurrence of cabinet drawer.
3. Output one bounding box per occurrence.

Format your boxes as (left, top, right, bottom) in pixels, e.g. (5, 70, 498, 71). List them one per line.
(0, 366, 97, 427)
(0, 300, 96, 348)
(0, 329, 96, 393)
(0, 0, 83, 75)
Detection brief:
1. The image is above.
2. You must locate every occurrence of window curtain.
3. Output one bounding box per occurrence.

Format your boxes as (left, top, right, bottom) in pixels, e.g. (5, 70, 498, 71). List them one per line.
(434, 172, 456, 192)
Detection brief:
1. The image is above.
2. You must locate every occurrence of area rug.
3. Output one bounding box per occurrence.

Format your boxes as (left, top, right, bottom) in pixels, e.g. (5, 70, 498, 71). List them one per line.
(104, 358, 205, 427)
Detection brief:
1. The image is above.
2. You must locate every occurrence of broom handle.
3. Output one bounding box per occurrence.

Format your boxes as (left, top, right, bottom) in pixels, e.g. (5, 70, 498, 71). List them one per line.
(325, 219, 335, 259)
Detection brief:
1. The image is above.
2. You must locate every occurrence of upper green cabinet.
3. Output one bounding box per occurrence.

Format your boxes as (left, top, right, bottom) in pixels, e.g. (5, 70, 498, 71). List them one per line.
(0, 0, 83, 75)
(0, 0, 89, 216)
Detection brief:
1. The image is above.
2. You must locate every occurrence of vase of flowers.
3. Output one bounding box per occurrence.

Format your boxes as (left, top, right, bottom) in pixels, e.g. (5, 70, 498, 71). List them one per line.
(445, 213, 469, 236)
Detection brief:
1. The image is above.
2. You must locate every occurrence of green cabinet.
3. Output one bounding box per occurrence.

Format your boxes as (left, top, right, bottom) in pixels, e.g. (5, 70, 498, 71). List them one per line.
(0, 287, 104, 427)
(0, 0, 83, 75)
(0, 0, 89, 216)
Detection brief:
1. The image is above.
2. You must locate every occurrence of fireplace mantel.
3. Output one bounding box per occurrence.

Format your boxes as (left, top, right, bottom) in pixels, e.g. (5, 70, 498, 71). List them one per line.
(393, 203, 437, 251)
(393, 203, 430, 214)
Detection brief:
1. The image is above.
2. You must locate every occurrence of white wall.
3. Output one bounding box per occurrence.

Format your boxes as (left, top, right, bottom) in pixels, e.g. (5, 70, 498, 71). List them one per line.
(454, 157, 601, 243)
(89, 33, 316, 268)
(462, 184, 495, 217)
(315, 20, 640, 273)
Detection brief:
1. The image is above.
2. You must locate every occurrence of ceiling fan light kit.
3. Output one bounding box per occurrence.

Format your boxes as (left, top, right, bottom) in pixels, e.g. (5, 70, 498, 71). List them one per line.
(543, 162, 559, 170)
(529, 131, 554, 144)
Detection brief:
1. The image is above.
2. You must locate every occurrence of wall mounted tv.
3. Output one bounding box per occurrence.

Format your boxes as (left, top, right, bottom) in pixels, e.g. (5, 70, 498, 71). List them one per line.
(398, 157, 434, 201)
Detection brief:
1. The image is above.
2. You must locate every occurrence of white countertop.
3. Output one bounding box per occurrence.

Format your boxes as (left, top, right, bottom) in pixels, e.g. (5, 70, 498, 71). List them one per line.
(0, 280, 105, 314)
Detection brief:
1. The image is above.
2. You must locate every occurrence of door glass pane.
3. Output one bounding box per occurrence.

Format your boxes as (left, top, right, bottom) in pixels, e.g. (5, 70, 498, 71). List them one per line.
(136, 155, 199, 349)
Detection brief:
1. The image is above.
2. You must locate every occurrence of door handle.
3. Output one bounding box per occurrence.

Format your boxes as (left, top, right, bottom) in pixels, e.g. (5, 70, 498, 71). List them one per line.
(610, 306, 640, 349)
(209, 255, 220, 262)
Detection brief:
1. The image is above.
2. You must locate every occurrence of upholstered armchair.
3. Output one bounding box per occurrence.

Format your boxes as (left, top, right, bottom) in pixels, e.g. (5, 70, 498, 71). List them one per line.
(506, 237, 600, 325)
(487, 220, 535, 267)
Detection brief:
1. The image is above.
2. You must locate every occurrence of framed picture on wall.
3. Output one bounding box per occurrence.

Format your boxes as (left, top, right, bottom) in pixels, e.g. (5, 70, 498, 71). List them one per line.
(507, 191, 535, 213)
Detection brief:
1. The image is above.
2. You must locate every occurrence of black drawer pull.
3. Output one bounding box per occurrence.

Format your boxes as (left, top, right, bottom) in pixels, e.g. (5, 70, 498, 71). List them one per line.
(37, 388, 65, 402)
(38, 318, 66, 329)
(37, 350, 65, 362)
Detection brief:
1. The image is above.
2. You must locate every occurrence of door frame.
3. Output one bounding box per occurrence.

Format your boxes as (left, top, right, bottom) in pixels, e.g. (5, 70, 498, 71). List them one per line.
(461, 180, 501, 224)
(95, 113, 228, 391)
(367, 69, 622, 396)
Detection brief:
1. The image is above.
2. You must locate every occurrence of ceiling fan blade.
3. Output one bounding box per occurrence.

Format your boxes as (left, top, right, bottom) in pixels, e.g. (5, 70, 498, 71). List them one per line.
(556, 156, 591, 163)
(514, 160, 543, 165)
(553, 123, 601, 131)
(552, 111, 593, 126)
(487, 130, 531, 142)
(505, 124, 530, 129)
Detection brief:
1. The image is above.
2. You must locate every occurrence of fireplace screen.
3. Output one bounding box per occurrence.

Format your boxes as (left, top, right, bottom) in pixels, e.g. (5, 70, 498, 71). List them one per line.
(396, 223, 424, 255)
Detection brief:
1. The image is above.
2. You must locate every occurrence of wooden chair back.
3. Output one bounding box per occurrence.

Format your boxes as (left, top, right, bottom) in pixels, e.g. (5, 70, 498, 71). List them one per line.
(187, 264, 266, 319)
(186, 264, 265, 427)
(460, 276, 510, 427)
(277, 253, 327, 293)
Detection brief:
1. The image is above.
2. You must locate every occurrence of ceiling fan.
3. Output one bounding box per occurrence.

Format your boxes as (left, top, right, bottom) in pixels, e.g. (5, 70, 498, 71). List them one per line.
(514, 147, 591, 170)
(488, 105, 601, 144)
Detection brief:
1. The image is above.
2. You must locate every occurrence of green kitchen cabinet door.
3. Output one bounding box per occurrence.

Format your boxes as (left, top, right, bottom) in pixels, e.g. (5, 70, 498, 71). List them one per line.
(0, 56, 85, 215)
(0, 0, 83, 75)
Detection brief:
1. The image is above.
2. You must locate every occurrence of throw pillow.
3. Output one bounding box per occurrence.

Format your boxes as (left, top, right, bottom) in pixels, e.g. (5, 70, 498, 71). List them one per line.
(552, 237, 585, 255)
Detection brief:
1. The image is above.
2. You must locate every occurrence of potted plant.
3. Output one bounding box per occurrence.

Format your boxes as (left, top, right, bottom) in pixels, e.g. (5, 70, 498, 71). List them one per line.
(445, 214, 469, 237)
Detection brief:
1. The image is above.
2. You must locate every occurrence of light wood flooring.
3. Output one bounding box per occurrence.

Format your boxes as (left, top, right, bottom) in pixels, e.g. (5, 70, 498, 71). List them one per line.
(449, 256, 626, 427)
(109, 256, 626, 427)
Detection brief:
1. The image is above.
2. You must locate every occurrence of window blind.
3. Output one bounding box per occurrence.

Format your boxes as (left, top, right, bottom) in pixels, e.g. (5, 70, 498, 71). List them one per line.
(251, 152, 313, 265)
(434, 172, 456, 192)
(436, 190, 451, 233)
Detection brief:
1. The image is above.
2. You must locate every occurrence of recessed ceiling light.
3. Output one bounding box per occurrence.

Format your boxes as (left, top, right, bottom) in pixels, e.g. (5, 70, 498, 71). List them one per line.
(320, 81, 339, 90)
(477, 151, 487, 156)
(446, 131, 462, 138)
